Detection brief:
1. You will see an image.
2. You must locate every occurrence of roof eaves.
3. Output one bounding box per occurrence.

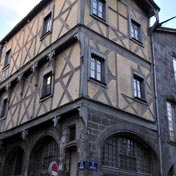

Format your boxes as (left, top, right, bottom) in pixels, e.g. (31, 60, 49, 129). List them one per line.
(155, 27, 176, 34)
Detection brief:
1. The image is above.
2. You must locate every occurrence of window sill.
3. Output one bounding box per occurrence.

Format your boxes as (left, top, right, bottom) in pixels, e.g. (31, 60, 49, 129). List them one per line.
(168, 140, 176, 146)
(91, 14, 108, 26)
(89, 77, 107, 87)
(130, 38, 144, 47)
(134, 97, 147, 104)
(40, 30, 51, 41)
(2, 64, 10, 71)
(0, 116, 6, 121)
(40, 93, 53, 102)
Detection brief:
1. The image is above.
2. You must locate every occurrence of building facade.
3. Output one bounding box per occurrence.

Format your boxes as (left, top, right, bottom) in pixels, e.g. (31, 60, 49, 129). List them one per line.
(153, 27, 176, 176)
(0, 0, 160, 176)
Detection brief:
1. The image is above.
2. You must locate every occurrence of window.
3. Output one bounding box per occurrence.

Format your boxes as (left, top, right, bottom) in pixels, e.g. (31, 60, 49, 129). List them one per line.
(90, 53, 105, 82)
(30, 137, 59, 175)
(4, 49, 11, 67)
(133, 74, 145, 100)
(131, 19, 142, 42)
(92, 0, 106, 20)
(0, 45, 2, 59)
(0, 98, 8, 118)
(68, 125, 76, 141)
(4, 147, 25, 176)
(173, 59, 176, 81)
(41, 72, 53, 98)
(42, 12, 52, 37)
(102, 136, 151, 175)
(166, 102, 176, 142)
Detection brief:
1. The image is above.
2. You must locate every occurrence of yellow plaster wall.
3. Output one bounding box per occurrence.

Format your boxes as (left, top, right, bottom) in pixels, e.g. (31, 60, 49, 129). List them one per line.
(0, 0, 78, 83)
(84, 0, 151, 62)
(88, 41, 155, 122)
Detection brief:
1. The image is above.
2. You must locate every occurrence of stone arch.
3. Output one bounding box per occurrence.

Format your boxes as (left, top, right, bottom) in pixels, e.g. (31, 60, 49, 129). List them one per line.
(29, 135, 59, 176)
(29, 127, 59, 151)
(3, 146, 26, 176)
(96, 123, 160, 175)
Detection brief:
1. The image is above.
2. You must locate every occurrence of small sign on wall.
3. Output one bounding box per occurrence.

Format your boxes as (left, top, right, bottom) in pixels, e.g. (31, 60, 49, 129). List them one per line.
(78, 161, 98, 171)
(88, 161, 98, 170)
(78, 161, 86, 170)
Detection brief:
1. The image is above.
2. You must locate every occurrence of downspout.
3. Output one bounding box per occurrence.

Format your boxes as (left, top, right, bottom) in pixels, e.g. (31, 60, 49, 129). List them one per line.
(151, 34, 163, 176)
(150, 12, 163, 176)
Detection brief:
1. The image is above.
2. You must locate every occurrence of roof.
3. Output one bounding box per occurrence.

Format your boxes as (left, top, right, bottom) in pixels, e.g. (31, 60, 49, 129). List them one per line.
(0, 0, 160, 45)
(135, 0, 160, 17)
(155, 27, 176, 34)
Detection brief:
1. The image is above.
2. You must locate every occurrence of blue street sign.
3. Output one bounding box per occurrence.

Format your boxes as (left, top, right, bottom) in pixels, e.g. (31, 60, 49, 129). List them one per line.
(78, 161, 86, 170)
(88, 161, 98, 170)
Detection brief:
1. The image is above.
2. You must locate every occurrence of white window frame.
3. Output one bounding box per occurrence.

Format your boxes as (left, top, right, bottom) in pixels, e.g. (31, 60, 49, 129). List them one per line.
(173, 58, 176, 82)
(89, 49, 106, 84)
(91, 0, 107, 21)
(133, 73, 145, 100)
(130, 17, 143, 44)
(166, 102, 176, 142)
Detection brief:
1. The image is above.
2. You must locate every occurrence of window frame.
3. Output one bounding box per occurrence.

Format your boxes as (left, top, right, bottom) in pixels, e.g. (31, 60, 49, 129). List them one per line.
(0, 45, 2, 59)
(91, 0, 107, 22)
(166, 101, 176, 142)
(89, 49, 107, 85)
(132, 72, 146, 101)
(41, 11, 53, 39)
(68, 124, 76, 142)
(4, 49, 11, 68)
(102, 135, 152, 175)
(130, 17, 143, 45)
(173, 58, 176, 82)
(40, 71, 54, 100)
(0, 98, 8, 119)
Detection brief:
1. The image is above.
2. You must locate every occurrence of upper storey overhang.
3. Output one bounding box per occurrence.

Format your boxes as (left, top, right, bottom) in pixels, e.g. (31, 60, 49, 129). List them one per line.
(0, 0, 160, 45)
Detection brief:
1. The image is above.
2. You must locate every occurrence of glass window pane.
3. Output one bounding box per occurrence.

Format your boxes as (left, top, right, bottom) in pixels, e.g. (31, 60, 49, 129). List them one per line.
(97, 62, 101, 72)
(91, 70, 95, 78)
(91, 59, 95, 70)
(97, 73, 101, 81)
(47, 76, 51, 85)
(173, 59, 176, 81)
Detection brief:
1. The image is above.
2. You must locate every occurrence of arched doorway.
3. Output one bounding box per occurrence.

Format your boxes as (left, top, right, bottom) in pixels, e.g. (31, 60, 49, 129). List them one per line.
(4, 146, 25, 176)
(29, 136, 59, 176)
(101, 134, 153, 175)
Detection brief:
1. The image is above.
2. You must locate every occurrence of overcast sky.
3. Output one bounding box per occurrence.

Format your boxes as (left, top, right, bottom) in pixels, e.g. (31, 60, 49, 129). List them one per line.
(0, 0, 175, 41)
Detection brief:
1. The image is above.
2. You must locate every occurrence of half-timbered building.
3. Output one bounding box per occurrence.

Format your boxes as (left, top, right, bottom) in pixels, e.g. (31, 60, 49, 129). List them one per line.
(0, 0, 160, 175)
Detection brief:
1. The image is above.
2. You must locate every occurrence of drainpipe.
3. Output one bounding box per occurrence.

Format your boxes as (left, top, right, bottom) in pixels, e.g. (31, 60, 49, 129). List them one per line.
(150, 13, 163, 175)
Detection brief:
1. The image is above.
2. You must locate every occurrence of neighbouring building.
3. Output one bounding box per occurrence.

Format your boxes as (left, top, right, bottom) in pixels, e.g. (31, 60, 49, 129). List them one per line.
(0, 0, 161, 176)
(153, 27, 176, 176)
